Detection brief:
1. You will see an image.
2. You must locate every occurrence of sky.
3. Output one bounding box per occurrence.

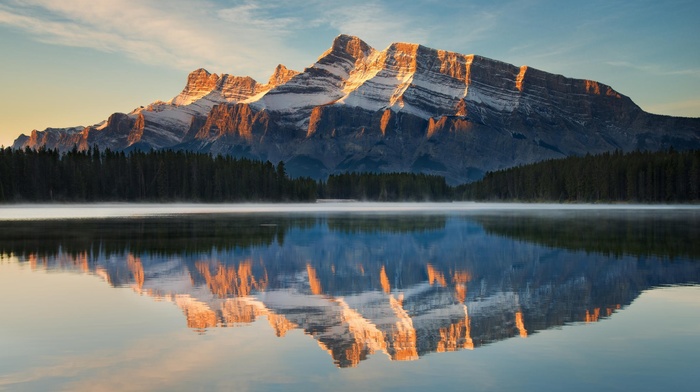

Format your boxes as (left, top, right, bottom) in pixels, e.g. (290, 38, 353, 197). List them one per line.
(0, 0, 699, 147)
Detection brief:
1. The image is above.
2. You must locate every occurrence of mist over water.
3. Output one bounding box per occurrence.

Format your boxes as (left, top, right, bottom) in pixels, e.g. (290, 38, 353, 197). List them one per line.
(1, 202, 699, 221)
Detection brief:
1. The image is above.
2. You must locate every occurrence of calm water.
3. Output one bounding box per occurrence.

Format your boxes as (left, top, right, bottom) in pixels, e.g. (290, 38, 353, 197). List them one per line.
(1, 203, 699, 391)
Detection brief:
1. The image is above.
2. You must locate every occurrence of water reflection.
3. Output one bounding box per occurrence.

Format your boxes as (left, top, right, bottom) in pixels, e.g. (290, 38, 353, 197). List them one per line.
(2, 211, 699, 368)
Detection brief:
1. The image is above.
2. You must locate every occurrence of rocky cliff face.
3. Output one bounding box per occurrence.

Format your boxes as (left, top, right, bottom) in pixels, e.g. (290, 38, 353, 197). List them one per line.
(12, 34, 700, 183)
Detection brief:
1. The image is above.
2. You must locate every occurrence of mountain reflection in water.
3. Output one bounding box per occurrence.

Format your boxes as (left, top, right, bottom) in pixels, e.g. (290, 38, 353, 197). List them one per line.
(3, 210, 699, 368)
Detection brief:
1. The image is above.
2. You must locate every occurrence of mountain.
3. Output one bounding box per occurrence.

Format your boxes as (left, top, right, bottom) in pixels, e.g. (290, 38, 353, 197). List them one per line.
(12, 34, 700, 184)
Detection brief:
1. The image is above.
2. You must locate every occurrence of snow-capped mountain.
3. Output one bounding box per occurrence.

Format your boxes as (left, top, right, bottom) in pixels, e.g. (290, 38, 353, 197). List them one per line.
(12, 34, 700, 183)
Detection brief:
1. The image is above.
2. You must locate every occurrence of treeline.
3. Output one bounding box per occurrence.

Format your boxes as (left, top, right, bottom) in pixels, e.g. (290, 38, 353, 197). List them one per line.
(0, 147, 317, 202)
(457, 149, 700, 202)
(321, 172, 452, 201)
(0, 147, 451, 203)
(3, 147, 699, 203)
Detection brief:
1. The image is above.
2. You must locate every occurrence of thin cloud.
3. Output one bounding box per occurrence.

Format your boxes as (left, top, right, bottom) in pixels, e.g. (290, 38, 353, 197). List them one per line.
(0, 6, 191, 68)
(322, 3, 429, 49)
(217, 2, 303, 32)
(0, 0, 307, 80)
(607, 61, 700, 78)
(3, 0, 698, 86)
(0, 0, 449, 79)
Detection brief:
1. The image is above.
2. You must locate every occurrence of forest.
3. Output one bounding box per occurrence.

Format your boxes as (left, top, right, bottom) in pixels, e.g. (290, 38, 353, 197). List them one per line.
(457, 149, 700, 202)
(0, 147, 317, 202)
(0, 147, 449, 202)
(321, 172, 451, 201)
(1, 147, 698, 203)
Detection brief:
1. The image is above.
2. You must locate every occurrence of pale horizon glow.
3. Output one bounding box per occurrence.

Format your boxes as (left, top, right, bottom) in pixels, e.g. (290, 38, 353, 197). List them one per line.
(1, 0, 699, 147)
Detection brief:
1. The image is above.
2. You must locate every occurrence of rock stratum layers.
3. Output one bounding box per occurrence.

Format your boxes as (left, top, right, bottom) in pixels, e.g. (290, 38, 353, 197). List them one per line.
(12, 34, 700, 183)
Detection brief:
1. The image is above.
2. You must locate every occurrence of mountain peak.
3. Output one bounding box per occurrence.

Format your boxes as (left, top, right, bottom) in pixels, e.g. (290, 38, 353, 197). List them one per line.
(332, 34, 369, 48)
(189, 67, 213, 77)
(322, 34, 375, 62)
(170, 68, 221, 106)
(267, 64, 299, 87)
(387, 41, 421, 52)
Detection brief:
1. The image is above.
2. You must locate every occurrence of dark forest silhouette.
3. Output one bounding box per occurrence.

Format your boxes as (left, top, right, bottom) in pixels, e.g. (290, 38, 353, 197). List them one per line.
(1, 147, 698, 202)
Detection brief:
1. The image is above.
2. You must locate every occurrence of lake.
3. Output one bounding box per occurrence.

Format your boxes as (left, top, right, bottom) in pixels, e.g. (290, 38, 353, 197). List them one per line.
(1, 203, 699, 391)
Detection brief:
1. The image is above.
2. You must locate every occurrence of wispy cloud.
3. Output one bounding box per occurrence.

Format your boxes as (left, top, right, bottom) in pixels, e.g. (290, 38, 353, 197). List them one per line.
(510, 40, 591, 63)
(1, 0, 511, 80)
(0, 0, 452, 80)
(322, 3, 429, 49)
(607, 61, 700, 78)
(4, 0, 698, 88)
(0, 0, 311, 79)
(217, 2, 304, 32)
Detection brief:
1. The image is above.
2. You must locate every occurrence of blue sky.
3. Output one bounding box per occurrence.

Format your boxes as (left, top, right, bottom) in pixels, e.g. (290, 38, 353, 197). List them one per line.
(1, 0, 699, 147)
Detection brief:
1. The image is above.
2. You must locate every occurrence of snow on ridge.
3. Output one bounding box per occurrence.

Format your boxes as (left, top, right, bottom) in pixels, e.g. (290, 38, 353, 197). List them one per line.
(16, 34, 641, 152)
(130, 37, 557, 132)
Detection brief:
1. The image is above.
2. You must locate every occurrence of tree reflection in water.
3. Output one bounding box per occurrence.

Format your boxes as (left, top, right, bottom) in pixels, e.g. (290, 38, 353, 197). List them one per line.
(3, 210, 699, 368)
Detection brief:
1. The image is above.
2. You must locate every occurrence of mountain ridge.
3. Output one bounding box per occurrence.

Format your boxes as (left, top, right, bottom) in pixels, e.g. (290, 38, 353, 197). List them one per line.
(12, 34, 700, 184)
